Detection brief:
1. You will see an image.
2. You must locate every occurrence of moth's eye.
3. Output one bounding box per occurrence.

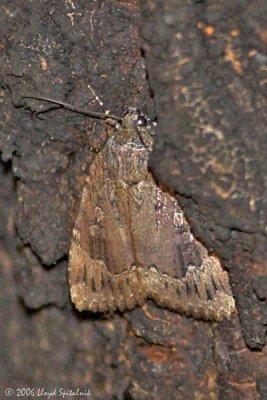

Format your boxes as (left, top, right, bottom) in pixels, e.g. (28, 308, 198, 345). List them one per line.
(136, 115, 147, 127)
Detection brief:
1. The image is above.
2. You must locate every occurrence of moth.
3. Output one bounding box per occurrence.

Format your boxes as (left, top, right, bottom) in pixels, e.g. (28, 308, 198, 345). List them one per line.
(22, 95, 235, 321)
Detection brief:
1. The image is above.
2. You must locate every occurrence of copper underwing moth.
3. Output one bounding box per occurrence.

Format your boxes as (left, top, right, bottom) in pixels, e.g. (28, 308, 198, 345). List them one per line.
(22, 95, 236, 321)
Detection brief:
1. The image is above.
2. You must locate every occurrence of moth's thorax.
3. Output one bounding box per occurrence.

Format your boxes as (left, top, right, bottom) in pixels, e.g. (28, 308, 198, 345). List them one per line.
(98, 109, 155, 185)
(105, 126, 151, 184)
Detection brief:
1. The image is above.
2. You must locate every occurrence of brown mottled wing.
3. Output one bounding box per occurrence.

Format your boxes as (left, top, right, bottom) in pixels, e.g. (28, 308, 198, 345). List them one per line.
(69, 126, 235, 320)
(123, 178, 235, 321)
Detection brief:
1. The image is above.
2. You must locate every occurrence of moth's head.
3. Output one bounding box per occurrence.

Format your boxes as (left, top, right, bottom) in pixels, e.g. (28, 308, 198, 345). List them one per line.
(122, 107, 157, 138)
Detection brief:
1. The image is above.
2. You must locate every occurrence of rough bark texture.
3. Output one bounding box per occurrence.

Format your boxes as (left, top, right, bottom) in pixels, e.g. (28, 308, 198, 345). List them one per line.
(0, 1, 266, 399)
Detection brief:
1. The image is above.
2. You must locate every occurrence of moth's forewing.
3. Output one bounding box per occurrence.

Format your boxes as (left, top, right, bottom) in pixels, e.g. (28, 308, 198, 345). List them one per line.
(69, 126, 148, 312)
(69, 122, 235, 320)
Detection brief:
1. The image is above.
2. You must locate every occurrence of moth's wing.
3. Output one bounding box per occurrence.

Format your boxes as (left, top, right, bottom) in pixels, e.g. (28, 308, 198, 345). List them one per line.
(69, 147, 147, 313)
(69, 129, 235, 320)
(126, 179, 235, 321)
(127, 179, 203, 277)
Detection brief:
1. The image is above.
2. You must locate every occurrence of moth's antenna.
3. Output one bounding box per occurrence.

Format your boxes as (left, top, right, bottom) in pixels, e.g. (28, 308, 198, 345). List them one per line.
(21, 95, 122, 122)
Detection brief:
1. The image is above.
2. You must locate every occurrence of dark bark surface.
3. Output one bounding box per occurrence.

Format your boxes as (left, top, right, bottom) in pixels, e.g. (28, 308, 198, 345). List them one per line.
(0, 1, 266, 399)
